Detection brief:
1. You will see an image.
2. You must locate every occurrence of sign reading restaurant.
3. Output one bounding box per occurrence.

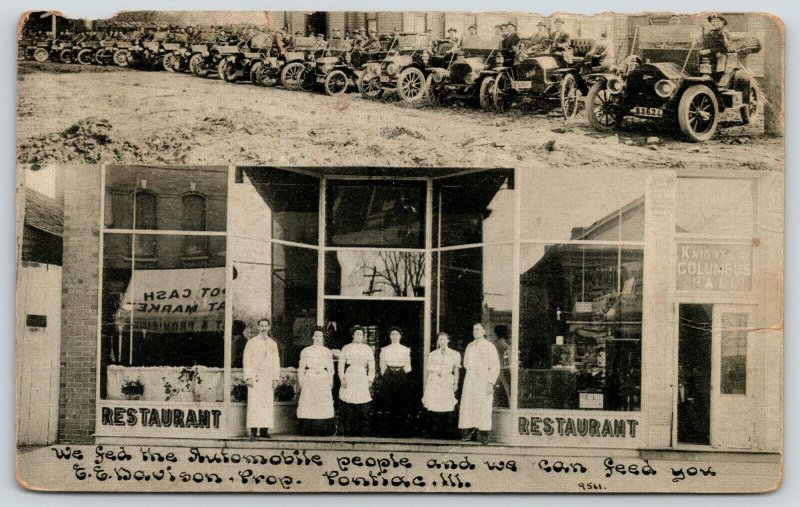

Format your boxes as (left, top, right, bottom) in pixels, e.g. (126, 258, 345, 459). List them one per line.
(518, 417, 639, 438)
(676, 243, 752, 291)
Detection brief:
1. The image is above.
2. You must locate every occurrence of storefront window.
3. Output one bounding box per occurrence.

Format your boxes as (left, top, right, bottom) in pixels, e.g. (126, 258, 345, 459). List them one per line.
(101, 233, 226, 402)
(325, 250, 425, 298)
(518, 244, 642, 410)
(235, 167, 319, 245)
(433, 170, 514, 247)
(230, 167, 320, 381)
(326, 181, 425, 248)
(105, 165, 227, 232)
(101, 166, 228, 404)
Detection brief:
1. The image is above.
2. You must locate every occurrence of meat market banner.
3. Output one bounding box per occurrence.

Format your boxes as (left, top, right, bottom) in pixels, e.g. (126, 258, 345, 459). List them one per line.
(115, 267, 226, 333)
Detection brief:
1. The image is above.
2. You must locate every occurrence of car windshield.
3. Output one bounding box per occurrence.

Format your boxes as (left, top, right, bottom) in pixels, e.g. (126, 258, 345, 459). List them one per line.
(393, 34, 430, 51)
(637, 25, 704, 68)
(326, 38, 352, 52)
(461, 36, 500, 51)
(292, 36, 318, 50)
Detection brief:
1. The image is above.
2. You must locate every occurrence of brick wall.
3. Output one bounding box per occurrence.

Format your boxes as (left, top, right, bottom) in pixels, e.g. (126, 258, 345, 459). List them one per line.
(59, 165, 101, 443)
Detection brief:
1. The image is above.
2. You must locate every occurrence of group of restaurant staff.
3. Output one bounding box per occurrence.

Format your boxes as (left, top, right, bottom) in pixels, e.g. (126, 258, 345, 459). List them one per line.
(242, 319, 500, 444)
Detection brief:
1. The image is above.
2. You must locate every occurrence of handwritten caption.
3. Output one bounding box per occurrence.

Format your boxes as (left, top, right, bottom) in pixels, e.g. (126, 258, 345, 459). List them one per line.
(49, 445, 717, 491)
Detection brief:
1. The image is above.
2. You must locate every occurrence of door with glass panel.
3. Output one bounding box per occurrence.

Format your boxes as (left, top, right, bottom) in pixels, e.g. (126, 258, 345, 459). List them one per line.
(711, 304, 755, 449)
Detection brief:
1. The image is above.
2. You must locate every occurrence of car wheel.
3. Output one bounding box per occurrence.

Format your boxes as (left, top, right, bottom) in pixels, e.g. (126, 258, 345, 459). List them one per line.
(189, 54, 207, 77)
(586, 81, 623, 132)
(359, 71, 383, 99)
(112, 49, 130, 67)
(492, 72, 512, 113)
(163, 53, 178, 72)
(280, 62, 306, 90)
(76, 49, 94, 65)
(95, 48, 109, 65)
(324, 70, 349, 96)
(479, 76, 496, 112)
(740, 85, 759, 125)
(560, 73, 581, 119)
(32, 48, 49, 63)
(218, 58, 238, 82)
(677, 84, 719, 142)
(423, 74, 442, 107)
(59, 49, 73, 64)
(396, 67, 426, 102)
(249, 61, 263, 84)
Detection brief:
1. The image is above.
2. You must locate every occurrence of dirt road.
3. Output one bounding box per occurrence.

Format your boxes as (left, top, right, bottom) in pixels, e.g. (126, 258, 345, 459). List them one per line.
(17, 62, 783, 171)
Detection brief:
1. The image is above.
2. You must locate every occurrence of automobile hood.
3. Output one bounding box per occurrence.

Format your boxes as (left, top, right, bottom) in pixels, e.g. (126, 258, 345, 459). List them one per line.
(642, 62, 687, 80)
(385, 55, 412, 67)
(455, 57, 487, 71)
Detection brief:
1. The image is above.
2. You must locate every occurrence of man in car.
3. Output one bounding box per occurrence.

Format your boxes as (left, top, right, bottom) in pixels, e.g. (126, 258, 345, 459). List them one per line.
(364, 28, 381, 52)
(703, 14, 737, 83)
(529, 21, 551, 52)
(549, 18, 571, 51)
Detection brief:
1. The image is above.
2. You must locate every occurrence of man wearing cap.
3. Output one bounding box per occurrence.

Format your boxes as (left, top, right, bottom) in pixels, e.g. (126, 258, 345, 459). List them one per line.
(447, 27, 460, 45)
(549, 18, 571, 51)
(365, 28, 381, 52)
(704, 14, 735, 54)
(502, 22, 520, 51)
(527, 21, 550, 53)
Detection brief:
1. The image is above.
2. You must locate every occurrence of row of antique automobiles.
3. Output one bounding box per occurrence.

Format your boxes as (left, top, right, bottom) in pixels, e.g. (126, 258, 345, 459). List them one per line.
(20, 24, 762, 142)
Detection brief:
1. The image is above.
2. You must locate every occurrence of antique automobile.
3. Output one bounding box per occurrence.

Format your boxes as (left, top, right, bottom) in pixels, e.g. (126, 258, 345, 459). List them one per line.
(216, 32, 275, 83)
(488, 37, 601, 118)
(93, 30, 142, 67)
(358, 33, 449, 102)
(160, 32, 192, 72)
(303, 38, 364, 95)
(278, 37, 326, 90)
(187, 30, 231, 77)
(21, 36, 55, 63)
(585, 24, 762, 142)
(424, 36, 504, 108)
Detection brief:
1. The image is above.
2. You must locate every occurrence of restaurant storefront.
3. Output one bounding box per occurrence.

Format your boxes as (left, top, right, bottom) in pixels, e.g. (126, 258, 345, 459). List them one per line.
(82, 165, 781, 453)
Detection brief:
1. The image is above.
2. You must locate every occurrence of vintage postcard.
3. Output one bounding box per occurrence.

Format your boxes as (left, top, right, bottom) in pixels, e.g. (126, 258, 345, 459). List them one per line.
(15, 9, 783, 493)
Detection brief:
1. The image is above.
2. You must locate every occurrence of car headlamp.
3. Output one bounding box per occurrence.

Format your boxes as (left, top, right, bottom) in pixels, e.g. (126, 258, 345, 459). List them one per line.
(386, 62, 399, 76)
(422, 50, 430, 64)
(464, 72, 476, 85)
(606, 76, 624, 94)
(654, 79, 676, 98)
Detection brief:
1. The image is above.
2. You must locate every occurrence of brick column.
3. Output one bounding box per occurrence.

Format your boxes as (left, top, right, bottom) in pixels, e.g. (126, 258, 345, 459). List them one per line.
(59, 165, 101, 443)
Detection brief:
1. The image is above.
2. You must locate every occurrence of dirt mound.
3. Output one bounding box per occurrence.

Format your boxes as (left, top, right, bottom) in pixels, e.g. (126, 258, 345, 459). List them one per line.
(18, 117, 141, 164)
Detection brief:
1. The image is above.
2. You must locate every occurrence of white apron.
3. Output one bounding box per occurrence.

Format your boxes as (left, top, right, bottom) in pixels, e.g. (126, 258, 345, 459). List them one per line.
(242, 336, 281, 428)
(297, 345, 335, 419)
(458, 338, 500, 431)
(422, 348, 461, 412)
(338, 342, 375, 405)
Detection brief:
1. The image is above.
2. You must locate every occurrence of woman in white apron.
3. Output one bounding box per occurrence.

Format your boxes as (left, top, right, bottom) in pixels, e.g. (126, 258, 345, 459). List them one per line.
(337, 325, 375, 436)
(458, 322, 500, 444)
(422, 331, 461, 439)
(297, 326, 335, 436)
(242, 318, 281, 438)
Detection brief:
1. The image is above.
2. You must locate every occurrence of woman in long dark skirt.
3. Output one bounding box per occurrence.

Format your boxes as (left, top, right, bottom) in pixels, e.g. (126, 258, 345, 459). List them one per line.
(377, 326, 412, 437)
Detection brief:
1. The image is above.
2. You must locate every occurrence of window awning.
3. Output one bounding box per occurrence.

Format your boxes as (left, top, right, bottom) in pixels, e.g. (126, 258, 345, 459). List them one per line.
(114, 267, 226, 334)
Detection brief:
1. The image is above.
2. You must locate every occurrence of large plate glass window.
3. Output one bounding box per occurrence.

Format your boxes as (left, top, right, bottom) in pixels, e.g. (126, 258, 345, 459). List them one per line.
(101, 166, 228, 404)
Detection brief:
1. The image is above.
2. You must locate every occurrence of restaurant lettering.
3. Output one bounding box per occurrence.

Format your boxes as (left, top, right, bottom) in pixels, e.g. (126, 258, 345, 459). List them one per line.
(101, 406, 222, 429)
(676, 243, 752, 291)
(518, 417, 638, 438)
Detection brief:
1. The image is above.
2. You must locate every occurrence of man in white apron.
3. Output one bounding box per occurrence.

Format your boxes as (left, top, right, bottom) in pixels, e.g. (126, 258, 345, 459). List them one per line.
(243, 318, 281, 438)
(458, 322, 500, 444)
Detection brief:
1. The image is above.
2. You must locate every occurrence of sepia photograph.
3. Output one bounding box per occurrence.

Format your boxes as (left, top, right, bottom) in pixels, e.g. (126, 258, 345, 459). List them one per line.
(14, 7, 784, 495)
